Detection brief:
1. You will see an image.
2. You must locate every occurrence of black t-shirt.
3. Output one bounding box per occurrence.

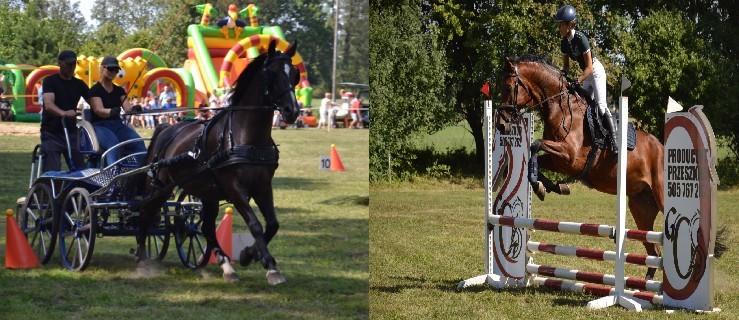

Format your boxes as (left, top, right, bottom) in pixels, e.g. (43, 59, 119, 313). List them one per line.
(41, 74, 90, 133)
(89, 82, 127, 123)
(561, 30, 593, 70)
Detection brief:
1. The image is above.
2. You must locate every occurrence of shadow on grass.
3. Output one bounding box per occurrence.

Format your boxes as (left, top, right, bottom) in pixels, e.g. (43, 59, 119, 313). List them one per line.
(372, 276, 462, 293)
(317, 195, 369, 206)
(275, 206, 316, 215)
(272, 177, 328, 190)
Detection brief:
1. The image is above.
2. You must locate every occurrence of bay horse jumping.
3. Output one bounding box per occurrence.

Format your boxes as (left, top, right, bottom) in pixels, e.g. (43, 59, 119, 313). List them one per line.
(496, 55, 665, 279)
(134, 40, 301, 284)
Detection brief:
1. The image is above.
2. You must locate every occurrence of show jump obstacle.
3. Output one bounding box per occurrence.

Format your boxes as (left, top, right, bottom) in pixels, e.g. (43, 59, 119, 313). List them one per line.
(458, 96, 719, 312)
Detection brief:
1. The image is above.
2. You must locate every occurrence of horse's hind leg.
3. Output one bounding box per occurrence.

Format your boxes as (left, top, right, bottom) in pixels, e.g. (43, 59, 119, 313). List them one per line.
(233, 192, 285, 285)
(200, 200, 239, 282)
(628, 189, 662, 280)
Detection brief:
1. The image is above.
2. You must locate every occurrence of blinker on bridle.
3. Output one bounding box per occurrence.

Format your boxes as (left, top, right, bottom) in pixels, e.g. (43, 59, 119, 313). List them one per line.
(261, 55, 296, 110)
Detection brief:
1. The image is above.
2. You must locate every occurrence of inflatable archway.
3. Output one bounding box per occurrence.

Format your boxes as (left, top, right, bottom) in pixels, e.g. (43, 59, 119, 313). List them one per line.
(219, 35, 310, 89)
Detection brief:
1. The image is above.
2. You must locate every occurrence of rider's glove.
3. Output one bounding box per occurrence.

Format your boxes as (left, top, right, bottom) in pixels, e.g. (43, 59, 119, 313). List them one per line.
(109, 106, 121, 119)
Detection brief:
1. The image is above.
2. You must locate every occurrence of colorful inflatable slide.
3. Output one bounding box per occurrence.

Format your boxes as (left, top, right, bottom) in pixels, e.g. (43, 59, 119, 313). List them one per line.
(1, 3, 313, 122)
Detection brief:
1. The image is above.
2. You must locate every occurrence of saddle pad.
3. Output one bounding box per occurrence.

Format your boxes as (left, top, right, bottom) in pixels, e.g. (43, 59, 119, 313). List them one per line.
(613, 112, 637, 151)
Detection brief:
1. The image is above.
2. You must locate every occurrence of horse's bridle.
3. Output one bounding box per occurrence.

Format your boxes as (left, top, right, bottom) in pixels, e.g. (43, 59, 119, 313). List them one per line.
(260, 55, 296, 111)
(497, 63, 569, 124)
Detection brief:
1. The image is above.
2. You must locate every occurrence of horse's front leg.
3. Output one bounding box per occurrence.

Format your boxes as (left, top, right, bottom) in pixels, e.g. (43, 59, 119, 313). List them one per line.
(200, 200, 239, 283)
(232, 192, 285, 285)
(529, 139, 572, 200)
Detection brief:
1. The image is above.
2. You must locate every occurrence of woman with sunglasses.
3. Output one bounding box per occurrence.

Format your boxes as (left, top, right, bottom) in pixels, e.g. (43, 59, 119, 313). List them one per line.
(89, 55, 146, 167)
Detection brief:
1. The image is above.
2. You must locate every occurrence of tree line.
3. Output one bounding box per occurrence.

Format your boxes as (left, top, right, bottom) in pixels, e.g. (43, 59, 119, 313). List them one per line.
(0, 0, 368, 97)
(370, 0, 739, 182)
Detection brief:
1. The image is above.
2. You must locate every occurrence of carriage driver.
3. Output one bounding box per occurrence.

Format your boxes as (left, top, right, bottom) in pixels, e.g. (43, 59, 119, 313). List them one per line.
(89, 55, 146, 166)
(555, 5, 618, 155)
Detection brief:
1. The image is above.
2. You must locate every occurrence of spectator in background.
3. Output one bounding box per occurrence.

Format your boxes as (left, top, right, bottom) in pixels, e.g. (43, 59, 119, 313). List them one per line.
(318, 92, 336, 131)
(0, 86, 13, 122)
(220, 89, 232, 108)
(129, 96, 144, 128)
(158, 85, 176, 108)
(197, 99, 212, 121)
(349, 95, 361, 129)
(142, 97, 155, 129)
(159, 97, 176, 125)
(208, 91, 220, 109)
(40, 50, 90, 172)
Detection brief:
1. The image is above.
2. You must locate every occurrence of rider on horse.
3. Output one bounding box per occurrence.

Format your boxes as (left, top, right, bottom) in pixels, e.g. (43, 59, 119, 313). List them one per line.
(555, 5, 618, 155)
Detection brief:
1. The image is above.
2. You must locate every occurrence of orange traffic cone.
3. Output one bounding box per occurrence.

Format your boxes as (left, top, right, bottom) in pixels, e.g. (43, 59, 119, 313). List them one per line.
(330, 144, 345, 171)
(209, 207, 233, 264)
(5, 209, 40, 269)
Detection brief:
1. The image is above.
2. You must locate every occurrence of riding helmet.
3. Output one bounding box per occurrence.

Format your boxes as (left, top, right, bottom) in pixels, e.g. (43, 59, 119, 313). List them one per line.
(554, 5, 577, 23)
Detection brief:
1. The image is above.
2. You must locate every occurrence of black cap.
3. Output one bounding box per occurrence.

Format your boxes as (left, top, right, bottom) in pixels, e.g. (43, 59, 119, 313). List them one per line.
(58, 50, 77, 63)
(101, 55, 119, 68)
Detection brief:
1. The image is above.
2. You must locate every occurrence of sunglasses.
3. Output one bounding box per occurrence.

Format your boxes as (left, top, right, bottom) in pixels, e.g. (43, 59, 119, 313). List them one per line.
(106, 66, 120, 73)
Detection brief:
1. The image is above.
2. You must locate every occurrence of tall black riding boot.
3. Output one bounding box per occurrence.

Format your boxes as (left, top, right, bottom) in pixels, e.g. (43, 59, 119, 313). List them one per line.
(602, 111, 619, 157)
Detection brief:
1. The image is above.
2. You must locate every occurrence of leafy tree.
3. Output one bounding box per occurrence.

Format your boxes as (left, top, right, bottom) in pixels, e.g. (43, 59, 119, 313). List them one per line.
(621, 9, 711, 135)
(337, 0, 369, 85)
(369, 1, 453, 180)
(253, 0, 336, 94)
(427, 0, 561, 166)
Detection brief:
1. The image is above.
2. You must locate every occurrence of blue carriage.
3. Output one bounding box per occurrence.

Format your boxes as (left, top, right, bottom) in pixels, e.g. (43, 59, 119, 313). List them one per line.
(16, 117, 208, 271)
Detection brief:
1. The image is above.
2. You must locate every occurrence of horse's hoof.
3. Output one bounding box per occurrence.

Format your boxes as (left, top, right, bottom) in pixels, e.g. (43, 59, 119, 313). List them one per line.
(266, 270, 285, 285)
(224, 272, 240, 283)
(240, 247, 255, 267)
(557, 182, 570, 195)
(534, 181, 546, 201)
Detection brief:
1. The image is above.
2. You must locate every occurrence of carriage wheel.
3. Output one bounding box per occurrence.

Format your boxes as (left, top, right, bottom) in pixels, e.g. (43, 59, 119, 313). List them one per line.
(19, 183, 57, 264)
(167, 192, 208, 269)
(144, 226, 170, 261)
(59, 187, 96, 271)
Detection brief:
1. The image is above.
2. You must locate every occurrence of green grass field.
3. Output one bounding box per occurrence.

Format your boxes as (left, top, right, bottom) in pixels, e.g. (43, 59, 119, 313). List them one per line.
(0, 123, 368, 319)
(370, 180, 739, 319)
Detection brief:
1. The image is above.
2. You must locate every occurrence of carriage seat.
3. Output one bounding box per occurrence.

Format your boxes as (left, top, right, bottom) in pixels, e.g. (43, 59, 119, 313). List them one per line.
(77, 119, 102, 155)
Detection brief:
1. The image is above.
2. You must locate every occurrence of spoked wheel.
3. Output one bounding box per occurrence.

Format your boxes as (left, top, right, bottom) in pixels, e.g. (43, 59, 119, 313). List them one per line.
(143, 224, 170, 261)
(19, 183, 57, 264)
(59, 187, 96, 271)
(166, 192, 208, 269)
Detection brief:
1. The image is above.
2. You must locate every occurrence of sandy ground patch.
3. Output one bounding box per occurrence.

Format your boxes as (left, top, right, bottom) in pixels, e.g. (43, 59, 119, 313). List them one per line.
(0, 123, 40, 136)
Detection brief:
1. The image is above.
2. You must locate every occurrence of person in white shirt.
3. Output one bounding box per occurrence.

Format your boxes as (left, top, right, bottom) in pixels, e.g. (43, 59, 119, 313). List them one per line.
(158, 85, 176, 108)
(319, 92, 337, 131)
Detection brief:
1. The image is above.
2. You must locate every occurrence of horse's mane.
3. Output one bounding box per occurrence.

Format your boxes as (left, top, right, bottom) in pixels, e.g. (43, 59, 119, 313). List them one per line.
(506, 54, 561, 76)
(229, 53, 270, 106)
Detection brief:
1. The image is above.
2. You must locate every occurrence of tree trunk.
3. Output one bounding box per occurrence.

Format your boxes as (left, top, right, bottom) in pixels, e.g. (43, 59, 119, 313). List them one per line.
(465, 105, 485, 168)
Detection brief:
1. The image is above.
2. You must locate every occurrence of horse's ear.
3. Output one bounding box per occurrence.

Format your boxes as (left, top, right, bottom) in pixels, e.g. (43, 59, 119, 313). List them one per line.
(505, 57, 515, 67)
(268, 40, 277, 56)
(285, 40, 298, 57)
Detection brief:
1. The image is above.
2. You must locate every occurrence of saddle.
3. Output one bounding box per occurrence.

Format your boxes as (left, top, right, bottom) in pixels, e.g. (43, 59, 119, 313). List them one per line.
(573, 86, 636, 151)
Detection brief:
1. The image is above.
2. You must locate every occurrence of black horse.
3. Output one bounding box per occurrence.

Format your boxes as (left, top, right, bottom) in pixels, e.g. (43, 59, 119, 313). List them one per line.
(135, 40, 301, 284)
